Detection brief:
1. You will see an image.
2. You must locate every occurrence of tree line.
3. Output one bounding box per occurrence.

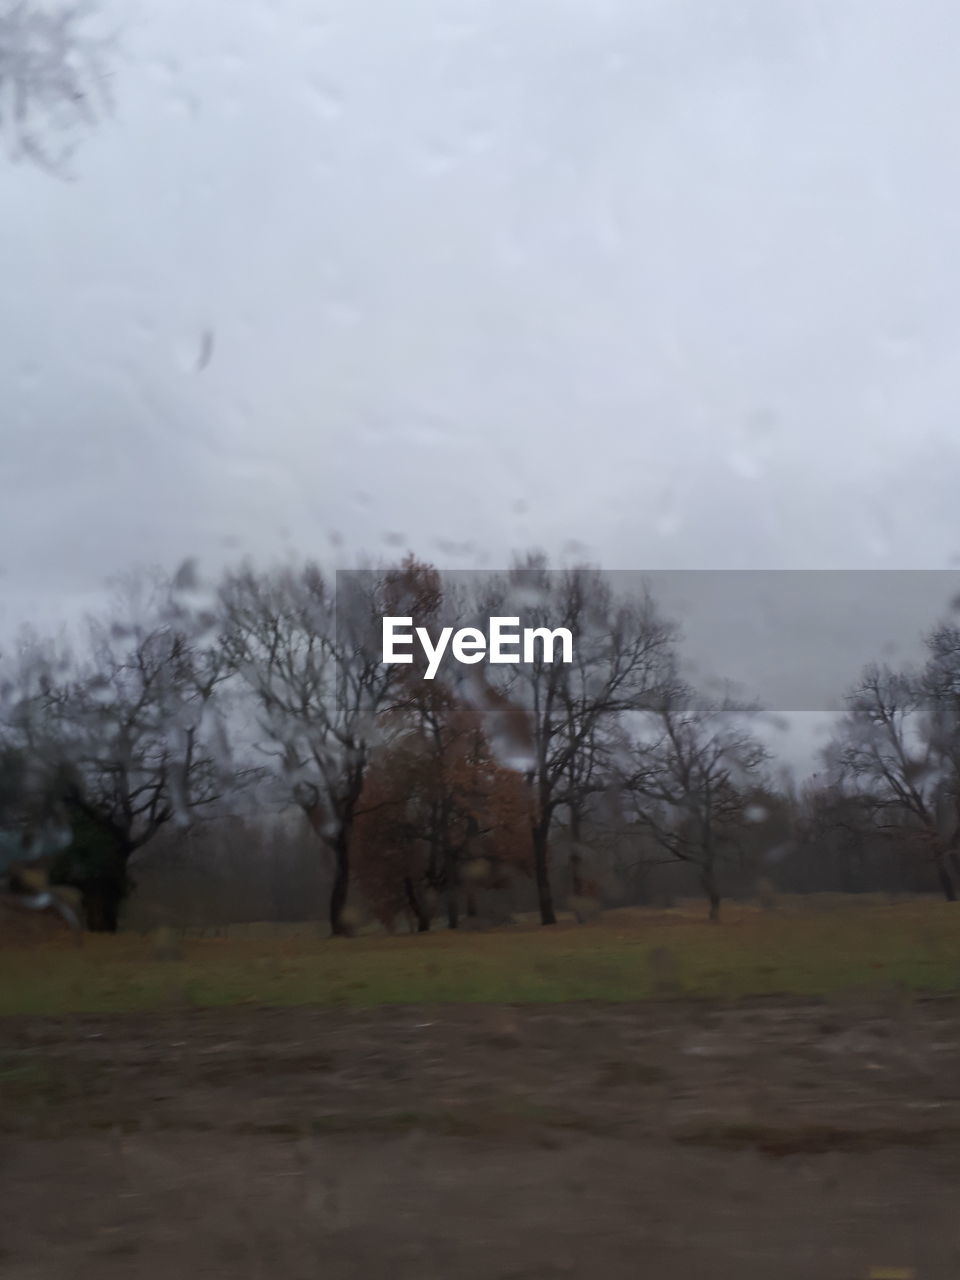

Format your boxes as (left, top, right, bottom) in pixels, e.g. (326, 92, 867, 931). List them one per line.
(2, 555, 960, 934)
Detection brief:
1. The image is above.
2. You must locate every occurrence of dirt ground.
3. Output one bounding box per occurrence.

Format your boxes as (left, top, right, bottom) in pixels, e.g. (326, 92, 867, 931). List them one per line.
(3, 994, 960, 1278)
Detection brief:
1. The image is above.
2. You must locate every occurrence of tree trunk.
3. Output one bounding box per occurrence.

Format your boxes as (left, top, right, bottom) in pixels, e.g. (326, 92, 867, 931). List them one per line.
(301, 796, 355, 937)
(53, 815, 130, 933)
(404, 877, 431, 932)
(446, 892, 459, 930)
(935, 853, 957, 902)
(700, 816, 721, 922)
(82, 880, 124, 933)
(700, 868, 721, 923)
(465, 887, 478, 918)
(329, 829, 353, 936)
(532, 823, 556, 925)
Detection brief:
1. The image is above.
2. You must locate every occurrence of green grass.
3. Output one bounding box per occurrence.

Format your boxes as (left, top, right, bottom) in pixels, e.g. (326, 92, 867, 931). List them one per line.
(2, 900, 959, 1017)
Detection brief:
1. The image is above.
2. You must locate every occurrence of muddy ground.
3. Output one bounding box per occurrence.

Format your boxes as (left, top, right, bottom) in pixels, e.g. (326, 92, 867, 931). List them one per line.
(3, 994, 960, 1278)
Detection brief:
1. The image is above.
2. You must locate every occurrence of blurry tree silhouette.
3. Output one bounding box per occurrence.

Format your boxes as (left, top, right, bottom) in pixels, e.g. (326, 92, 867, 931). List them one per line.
(219, 561, 410, 936)
(621, 678, 768, 921)
(475, 559, 675, 925)
(0, 1, 113, 175)
(2, 574, 231, 930)
(827, 628, 960, 902)
(354, 700, 530, 932)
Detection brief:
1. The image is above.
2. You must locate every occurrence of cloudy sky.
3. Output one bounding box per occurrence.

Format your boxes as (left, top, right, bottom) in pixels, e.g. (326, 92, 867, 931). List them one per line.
(3, 0, 960, 732)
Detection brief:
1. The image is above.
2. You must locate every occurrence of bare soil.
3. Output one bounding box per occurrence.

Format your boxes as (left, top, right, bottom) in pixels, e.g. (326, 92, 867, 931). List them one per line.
(3, 994, 960, 1278)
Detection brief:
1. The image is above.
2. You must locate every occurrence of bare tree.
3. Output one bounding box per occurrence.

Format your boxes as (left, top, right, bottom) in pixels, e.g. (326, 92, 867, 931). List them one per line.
(0, 739, 81, 937)
(829, 638, 960, 901)
(0, 1, 113, 174)
(219, 563, 402, 936)
(621, 682, 768, 921)
(1, 574, 230, 930)
(788, 777, 881, 894)
(471, 560, 674, 925)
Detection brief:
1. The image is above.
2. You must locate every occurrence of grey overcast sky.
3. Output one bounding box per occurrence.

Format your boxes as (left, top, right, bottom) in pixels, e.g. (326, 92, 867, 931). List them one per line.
(3, 1, 960, 668)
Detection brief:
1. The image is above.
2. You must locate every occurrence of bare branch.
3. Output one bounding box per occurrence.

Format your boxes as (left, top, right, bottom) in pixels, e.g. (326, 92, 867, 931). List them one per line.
(0, 1, 115, 176)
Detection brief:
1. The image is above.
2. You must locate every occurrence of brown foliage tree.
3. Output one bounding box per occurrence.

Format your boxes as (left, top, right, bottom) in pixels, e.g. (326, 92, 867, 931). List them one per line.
(354, 700, 530, 933)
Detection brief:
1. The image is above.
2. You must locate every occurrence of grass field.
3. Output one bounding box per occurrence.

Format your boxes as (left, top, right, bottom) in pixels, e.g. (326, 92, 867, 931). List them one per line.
(3, 897, 959, 1017)
(6, 898, 960, 1276)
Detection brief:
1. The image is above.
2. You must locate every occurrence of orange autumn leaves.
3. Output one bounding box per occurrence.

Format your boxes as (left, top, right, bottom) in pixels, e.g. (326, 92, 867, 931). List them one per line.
(354, 692, 532, 931)
(355, 558, 531, 931)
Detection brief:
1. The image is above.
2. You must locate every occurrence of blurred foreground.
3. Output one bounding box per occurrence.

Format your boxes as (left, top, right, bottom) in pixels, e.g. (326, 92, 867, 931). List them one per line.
(3, 900, 958, 1276)
(3, 993, 957, 1278)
